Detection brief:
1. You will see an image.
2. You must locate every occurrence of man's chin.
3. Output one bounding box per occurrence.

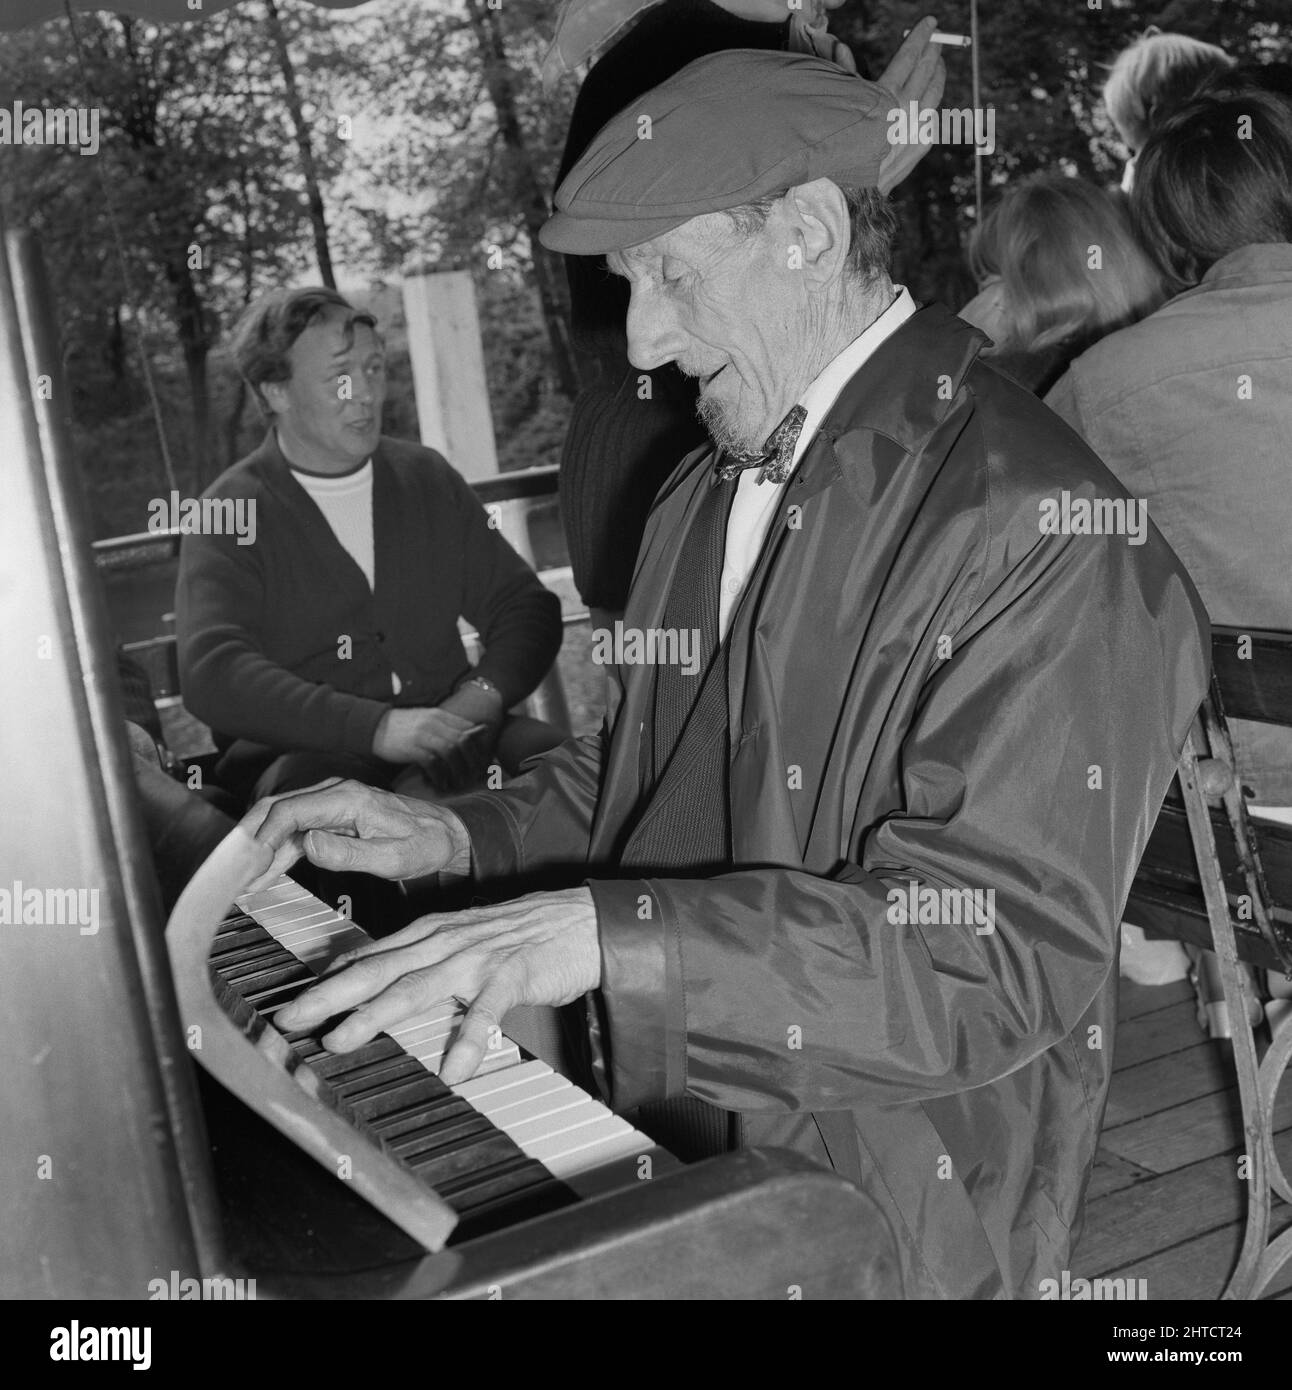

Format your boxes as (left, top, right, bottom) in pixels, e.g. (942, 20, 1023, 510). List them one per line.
(696, 394, 762, 458)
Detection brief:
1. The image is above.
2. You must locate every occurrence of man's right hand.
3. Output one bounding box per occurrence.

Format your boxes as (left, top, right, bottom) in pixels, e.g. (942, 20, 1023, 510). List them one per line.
(241, 778, 472, 891)
(372, 706, 488, 791)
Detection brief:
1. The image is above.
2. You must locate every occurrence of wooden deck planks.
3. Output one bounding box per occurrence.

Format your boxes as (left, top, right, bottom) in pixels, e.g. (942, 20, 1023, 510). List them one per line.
(1112, 1000, 1205, 1071)
(1075, 1135, 1292, 1276)
(1074, 976, 1292, 1297)
(1101, 1083, 1292, 1173)
(1108, 1208, 1292, 1301)
(1102, 1041, 1231, 1128)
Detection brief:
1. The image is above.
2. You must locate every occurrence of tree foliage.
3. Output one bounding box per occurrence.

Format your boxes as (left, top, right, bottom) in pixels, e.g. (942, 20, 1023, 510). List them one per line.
(0, 0, 1287, 536)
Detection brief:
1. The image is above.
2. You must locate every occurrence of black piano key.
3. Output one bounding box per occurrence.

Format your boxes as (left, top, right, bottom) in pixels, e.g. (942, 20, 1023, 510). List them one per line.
(211, 929, 296, 960)
(220, 953, 312, 988)
(417, 1145, 575, 1223)
(306, 1037, 406, 1081)
(364, 1092, 474, 1141)
(387, 1112, 498, 1162)
(447, 1173, 577, 1243)
(329, 1058, 427, 1103)
(343, 1075, 450, 1124)
(434, 1152, 546, 1201)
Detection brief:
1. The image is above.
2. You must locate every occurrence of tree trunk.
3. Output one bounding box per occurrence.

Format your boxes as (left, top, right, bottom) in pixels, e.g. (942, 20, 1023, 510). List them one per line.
(119, 16, 211, 493)
(461, 0, 580, 400)
(265, 0, 336, 289)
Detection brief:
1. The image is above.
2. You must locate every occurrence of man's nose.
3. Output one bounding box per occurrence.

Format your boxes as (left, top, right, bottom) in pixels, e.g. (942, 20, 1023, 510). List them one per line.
(624, 290, 684, 373)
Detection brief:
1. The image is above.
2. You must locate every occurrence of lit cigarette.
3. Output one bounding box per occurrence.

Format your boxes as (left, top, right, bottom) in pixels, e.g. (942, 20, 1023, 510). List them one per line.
(905, 29, 973, 48)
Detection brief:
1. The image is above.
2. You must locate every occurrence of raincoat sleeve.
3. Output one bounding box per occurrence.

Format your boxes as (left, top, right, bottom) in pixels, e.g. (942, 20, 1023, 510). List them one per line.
(584, 526, 1207, 1115)
(444, 725, 607, 880)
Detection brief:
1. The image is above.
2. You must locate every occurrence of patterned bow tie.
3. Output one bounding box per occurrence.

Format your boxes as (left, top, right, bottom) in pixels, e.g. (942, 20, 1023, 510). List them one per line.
(714, 405, 808, 486)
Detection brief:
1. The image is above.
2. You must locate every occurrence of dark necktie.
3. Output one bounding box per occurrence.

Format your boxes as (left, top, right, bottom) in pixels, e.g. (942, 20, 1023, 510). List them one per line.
(625, 402, 809, 870)
(614, 411, 808, 1163)
(621, 469, 736, 874)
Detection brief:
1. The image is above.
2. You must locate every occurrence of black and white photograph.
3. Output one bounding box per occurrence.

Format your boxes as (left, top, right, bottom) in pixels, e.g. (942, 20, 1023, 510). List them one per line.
(1, 0, 1290, 1343)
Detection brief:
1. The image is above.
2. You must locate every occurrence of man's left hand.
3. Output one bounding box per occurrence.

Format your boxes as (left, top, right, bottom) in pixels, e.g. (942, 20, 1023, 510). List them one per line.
(275, 887, 601, 1084)
(433, 682, 506, 790)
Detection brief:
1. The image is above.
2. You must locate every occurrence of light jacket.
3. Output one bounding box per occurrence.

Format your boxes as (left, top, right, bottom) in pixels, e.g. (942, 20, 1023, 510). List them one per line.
(1046, 244, 1292, 803)
(450, 304, 1208, 1298)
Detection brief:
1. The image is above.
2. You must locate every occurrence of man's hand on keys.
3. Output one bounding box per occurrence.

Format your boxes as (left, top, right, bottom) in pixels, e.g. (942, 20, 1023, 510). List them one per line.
(273, 888, 602, 1084)
(241, 779, 602, 1083)
(242, 777, 472, 889)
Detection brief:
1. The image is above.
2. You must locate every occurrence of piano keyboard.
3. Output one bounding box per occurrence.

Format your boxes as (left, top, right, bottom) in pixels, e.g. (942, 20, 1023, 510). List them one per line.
(228, 876, 676, 1229)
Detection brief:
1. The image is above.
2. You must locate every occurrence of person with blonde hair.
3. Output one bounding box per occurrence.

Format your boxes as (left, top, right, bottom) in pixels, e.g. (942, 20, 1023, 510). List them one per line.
(971, 173, 1165, 395)
(1102, 27, 1233, 190)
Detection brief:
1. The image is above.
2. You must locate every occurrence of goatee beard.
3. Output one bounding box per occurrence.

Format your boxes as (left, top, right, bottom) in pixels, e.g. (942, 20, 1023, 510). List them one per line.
(696, 393, 761, 458)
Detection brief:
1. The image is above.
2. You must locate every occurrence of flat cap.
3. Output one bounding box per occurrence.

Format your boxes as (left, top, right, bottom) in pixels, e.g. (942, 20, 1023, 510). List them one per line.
(541, 48, 897, 255)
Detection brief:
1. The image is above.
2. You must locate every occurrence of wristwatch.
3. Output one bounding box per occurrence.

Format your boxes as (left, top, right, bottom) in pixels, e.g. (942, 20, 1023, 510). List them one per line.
(457, 674, 503, 703)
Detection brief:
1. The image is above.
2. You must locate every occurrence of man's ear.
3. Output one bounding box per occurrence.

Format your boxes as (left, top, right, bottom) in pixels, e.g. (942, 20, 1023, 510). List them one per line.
(260, 379, 289, 416)
(787, 177, 851, 286)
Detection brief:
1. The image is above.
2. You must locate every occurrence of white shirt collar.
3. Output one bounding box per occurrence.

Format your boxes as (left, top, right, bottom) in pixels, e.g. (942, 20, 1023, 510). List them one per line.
(791, 285, 917, 468)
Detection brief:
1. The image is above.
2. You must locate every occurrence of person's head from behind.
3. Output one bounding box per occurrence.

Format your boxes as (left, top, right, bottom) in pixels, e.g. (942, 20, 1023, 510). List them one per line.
(1103, 29, 1234, 155)
(967, 198, 1002, 288)
(1132, 85, 1292, 290)
(984, 174, 1164, 357)
(542, 49, 900, 457)
(232, 287, 385, 471)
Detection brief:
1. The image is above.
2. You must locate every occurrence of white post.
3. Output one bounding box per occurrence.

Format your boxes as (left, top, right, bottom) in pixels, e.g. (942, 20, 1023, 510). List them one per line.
(401, 268, 499, 481)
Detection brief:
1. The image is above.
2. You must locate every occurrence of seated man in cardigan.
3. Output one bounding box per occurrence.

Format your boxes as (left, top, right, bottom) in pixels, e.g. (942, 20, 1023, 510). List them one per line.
(176, 287, 564, 807)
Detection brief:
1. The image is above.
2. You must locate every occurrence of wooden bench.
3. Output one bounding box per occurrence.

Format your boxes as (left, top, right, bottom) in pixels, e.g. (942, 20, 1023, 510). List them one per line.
(1127, 626, 1292, 1299)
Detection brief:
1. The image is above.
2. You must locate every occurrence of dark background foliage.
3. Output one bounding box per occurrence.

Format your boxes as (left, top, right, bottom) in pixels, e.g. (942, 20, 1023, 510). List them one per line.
(0, 0, 1287, 537)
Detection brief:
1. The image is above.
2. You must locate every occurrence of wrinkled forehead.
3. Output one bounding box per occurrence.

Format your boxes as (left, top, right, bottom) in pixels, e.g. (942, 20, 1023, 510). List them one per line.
(605, 211, 739, 276)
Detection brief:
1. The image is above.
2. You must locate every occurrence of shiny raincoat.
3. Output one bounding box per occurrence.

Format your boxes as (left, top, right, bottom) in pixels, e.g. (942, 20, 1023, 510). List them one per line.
(451, 304, 1208, 1298)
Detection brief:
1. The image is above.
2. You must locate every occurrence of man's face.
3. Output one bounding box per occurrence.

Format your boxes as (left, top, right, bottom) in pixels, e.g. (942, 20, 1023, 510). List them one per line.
(268, 307, 386, 470)
(609, 208, 811, 455)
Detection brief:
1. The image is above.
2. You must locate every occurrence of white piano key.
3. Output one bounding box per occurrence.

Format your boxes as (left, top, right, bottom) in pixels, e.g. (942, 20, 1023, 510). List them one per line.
(452, 1058, 553, 1101)
(522, 1113, 635, 1165)
(468, 1074, 573, 1124)
(237, 880, 310, 910)
(504, 1098, 612, 1147)
(390, 1004, 463, 1038)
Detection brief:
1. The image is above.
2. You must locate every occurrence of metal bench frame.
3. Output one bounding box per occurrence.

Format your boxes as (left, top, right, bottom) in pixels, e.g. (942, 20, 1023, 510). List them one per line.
(1171, 656, 1292, 1299)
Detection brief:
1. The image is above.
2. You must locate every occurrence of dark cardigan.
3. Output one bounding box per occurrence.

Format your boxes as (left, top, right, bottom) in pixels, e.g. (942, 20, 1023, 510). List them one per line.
(176, 430, 562, 758)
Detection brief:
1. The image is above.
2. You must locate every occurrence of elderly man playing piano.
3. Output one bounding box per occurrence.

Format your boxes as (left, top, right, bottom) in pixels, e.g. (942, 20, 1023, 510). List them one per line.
(247, 48, 1208, 1299)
